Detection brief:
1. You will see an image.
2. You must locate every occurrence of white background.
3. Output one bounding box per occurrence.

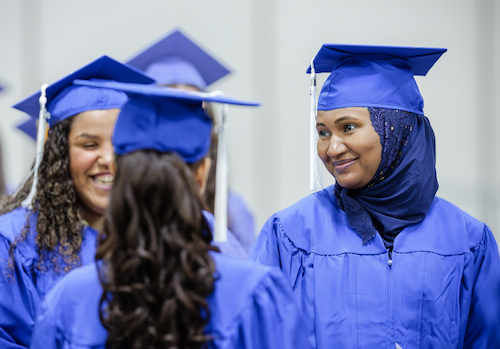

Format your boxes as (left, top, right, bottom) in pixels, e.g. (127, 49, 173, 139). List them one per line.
(0, 0, 499, 244)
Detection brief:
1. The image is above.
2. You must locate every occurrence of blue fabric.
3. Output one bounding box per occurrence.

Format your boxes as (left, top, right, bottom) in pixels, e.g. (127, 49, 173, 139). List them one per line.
(227, 190, 256, 254)
(335, 109, 438, 245)
(30, 253, 308, 349)
(307, 44, 447, 76)
(319, 58, 425, 114)
(308, 44, 447, 115)
(250, 187, 500, 348)
(126, 29, 231, 89)
(0, 207, 99, 348)
(146, 57, 207, 89)
(12, 56, 154, 122)
(203, 210, 247, 258)
(112, 95, 212, 162)
(16, 118, 37, 140)
(47, 86, 128, 127)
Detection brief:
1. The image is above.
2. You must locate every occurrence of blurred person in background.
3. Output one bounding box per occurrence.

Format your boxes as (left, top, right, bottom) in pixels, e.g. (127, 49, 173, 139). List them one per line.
(127, 29, 256, 256)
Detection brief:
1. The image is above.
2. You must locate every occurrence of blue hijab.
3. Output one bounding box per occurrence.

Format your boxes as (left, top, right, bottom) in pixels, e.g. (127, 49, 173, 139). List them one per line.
(334, 107, 438, 246)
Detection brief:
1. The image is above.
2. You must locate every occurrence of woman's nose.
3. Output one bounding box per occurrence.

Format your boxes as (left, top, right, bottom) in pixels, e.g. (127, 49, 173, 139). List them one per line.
(98, 143, 114, 167)
(327, 136, 347, 158)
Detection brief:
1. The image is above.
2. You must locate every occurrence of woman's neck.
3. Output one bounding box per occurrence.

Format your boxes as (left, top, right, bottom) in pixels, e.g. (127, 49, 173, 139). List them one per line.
(79, 207, 105, 231)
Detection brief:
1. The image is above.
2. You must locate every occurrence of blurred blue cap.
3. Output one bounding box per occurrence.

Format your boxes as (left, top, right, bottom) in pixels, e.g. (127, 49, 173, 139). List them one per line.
(74, 80, 259, 162)
(16, 118, 37, 140)
(126, 29, 230, 90)
(307, 44, 447, 114)
(12, 55, 155, 127)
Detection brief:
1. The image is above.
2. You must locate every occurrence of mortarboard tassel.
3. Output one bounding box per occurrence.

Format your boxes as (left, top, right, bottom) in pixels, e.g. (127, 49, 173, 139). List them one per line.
(21, 84, 50, 209)
(309, 58, 323, 191)
(212, 93, 228, 243)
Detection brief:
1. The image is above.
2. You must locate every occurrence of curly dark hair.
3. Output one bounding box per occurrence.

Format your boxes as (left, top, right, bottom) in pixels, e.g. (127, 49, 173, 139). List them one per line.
(2, 116, 84, 275)
(97, 150, 218, 349)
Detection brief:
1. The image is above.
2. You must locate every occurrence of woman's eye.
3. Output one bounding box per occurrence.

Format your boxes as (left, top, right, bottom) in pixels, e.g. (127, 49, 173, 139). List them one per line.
(82, 143, 97, 149)
(318, 129, 330, 137)
(344, 124, 356, 132)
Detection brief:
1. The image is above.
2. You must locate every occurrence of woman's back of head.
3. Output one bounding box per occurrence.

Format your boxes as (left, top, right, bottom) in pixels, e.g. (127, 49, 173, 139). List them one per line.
(97, 150, 217, 349)
(80, 80, 259, 349)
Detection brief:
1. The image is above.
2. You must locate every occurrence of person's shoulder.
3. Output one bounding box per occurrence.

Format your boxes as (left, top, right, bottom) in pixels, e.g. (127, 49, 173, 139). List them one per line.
(264, 185, 350, 253)
(432, 197, 486, 243)
(41, 263, 107, 345)
(0, 206, 33, 242)
(211, 251, 275, 286)
(202, 210, 215, 227)
(48, 264, 100, 301)
(398, 196, 487, 254)
(276, 185, 338, 218)
(210, 252, 285, 308)
(43, 264, 102, 326)
(208, 252, 287, 327)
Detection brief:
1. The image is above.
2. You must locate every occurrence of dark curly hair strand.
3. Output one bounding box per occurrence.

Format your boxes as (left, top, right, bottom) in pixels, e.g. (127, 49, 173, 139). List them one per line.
(2, 116, 84, 275)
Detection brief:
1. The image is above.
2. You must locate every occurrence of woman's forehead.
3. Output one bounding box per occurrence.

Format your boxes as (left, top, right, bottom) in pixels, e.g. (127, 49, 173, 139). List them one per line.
(317, 107, 370, 123)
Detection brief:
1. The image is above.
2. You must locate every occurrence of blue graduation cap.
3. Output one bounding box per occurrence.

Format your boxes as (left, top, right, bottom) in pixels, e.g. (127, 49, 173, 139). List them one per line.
(16, 118, 38, 140)
(13, 55, 154, 209)
(74, 79, 260, 243)
(126, 29, 231, 90)
(12, 55, 155, 126)
(307, 44, 447, 114)
(306, 44, 446, 191)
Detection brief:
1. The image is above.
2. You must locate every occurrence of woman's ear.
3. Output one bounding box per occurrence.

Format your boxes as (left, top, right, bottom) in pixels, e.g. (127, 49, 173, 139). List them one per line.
(193, 157, 212, 195)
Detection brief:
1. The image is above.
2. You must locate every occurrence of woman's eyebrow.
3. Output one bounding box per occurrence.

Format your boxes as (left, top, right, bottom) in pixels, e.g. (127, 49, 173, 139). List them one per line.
(334, 115, 358, 125)
(74, 133, 99, 140)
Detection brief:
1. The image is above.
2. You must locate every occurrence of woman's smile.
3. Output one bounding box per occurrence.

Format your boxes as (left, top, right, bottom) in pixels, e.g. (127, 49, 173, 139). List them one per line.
(333, 158, 357, 173)
(91, 173, 115, 188)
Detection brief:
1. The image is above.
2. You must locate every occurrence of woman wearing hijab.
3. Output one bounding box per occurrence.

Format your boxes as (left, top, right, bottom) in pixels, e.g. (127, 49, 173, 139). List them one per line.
(0, 56, 153, 348)
(250, 44, 500, 348)
(29, 82, 308, 349)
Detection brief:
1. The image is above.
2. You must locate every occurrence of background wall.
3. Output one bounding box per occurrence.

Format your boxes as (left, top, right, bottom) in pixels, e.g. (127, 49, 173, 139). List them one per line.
(0, 0, 499, 244)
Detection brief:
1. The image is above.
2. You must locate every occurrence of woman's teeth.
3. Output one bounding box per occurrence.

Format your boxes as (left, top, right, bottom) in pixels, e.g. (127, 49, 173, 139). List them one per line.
(93, 174, 114, 185)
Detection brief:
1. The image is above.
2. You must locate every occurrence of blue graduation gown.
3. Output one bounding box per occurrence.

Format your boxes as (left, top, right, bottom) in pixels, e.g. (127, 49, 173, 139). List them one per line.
(227, 190, 256, 254)
(0, 207, 99, 348)
(249, 185, 500, 348)
(203, 210, 247, 258)
(30, 252, 309, 349)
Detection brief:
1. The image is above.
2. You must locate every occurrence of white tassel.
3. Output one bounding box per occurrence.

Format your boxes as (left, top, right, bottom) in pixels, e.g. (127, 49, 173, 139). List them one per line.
(213, 101, 229, 243)
(21, 84, 50, 209)
(309, 58, 323, 191)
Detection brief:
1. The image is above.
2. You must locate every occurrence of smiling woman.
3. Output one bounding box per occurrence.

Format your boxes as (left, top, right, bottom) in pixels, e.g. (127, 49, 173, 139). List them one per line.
(250, 44, 500, 348)
(68, 109, 119, 230)
(0, 56, 153, 348)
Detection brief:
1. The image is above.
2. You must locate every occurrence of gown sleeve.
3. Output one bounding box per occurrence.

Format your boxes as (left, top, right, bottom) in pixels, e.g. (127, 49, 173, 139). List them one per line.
(203, 210, 248, 258)
(248, 214, 283, 267)
(226, 268, 308, 349)
(227, 190, 256, 254)
(0, 234, 40, 349)
(464, 225, 500, 348)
